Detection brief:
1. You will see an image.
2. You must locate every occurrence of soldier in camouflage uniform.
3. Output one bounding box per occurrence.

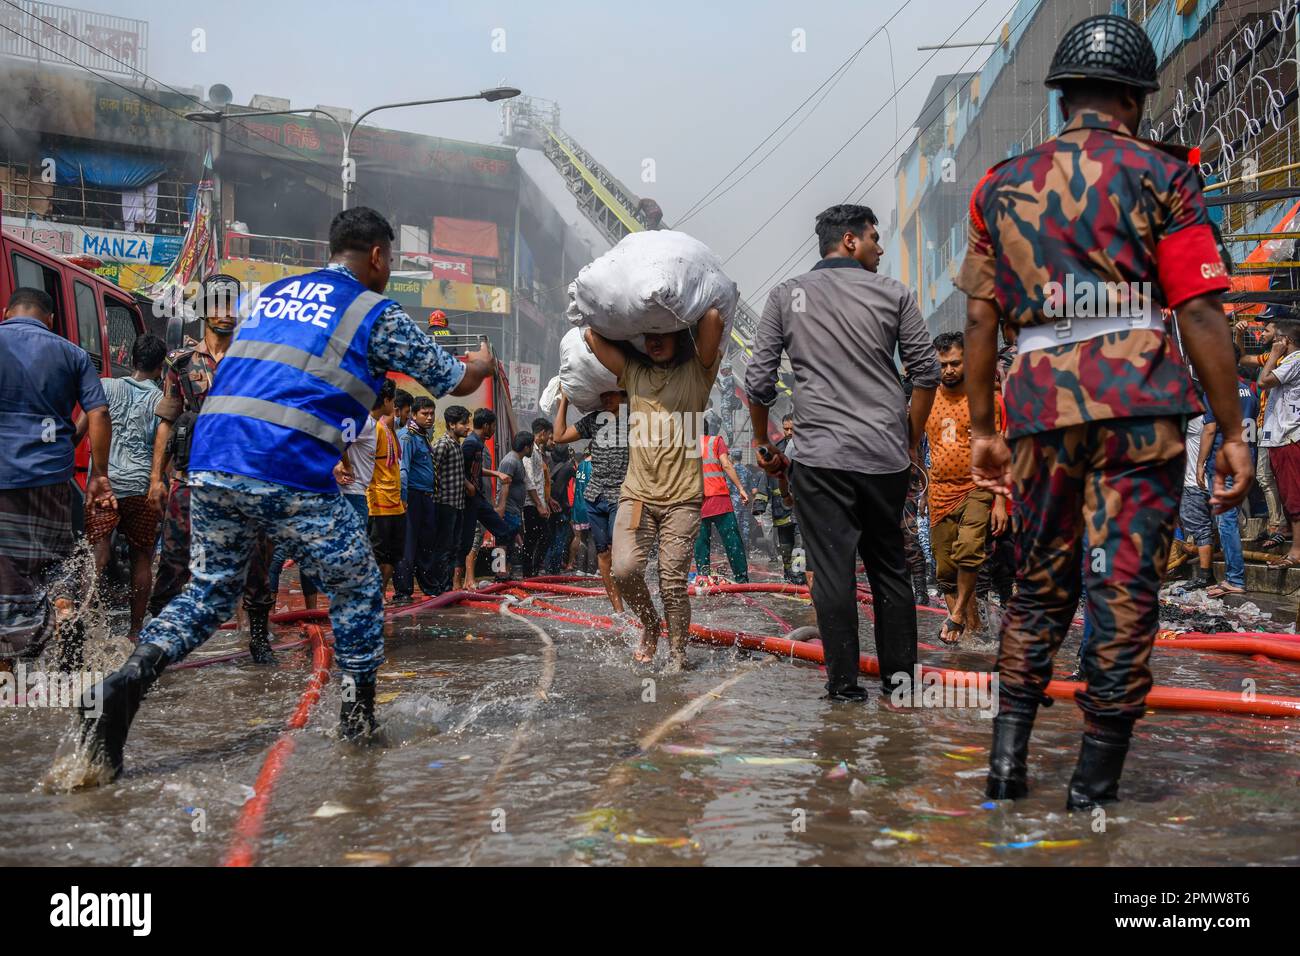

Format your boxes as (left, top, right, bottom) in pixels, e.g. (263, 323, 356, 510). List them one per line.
(148, 274, 276, 662)
(958, 15, 1251, 809)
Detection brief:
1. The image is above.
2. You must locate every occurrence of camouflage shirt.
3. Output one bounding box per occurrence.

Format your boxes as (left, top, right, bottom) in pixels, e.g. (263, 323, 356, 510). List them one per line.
(957, 109, 1231, 439)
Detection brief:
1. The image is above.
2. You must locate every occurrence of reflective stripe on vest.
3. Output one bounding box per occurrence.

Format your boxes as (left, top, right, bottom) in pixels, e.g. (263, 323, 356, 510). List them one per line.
(701, 435, 728, 498)
(187, 269, 392, 493)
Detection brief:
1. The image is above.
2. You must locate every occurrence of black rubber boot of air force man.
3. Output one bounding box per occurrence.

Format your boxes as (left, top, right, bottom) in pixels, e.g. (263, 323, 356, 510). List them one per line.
(78, 642, 169, 780)
(985, 711, 1036, 800)
(1066, 729, 1131, 811)
(339, 675, 378, 740)
(247, 611, 275, 664)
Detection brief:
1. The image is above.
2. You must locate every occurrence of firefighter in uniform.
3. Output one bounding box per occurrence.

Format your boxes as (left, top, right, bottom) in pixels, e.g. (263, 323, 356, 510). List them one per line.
(959, 15, 1252, 809)
(148, 273, 276, 663)
(80, 208, 496, 780)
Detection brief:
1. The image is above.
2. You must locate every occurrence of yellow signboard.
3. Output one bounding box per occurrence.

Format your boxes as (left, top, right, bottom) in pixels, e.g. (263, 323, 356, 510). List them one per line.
(217, 260, 509, 314)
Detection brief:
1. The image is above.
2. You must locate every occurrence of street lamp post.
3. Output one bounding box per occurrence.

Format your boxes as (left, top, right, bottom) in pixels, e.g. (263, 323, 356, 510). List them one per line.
(186, 87, 520, 209)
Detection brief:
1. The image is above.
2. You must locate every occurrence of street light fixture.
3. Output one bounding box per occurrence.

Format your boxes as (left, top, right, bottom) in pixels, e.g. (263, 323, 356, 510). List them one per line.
(184, 87, 521, 209)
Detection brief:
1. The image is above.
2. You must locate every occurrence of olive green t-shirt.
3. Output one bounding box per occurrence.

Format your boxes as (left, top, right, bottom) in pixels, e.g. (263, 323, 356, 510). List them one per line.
(618, 352, 721, 506)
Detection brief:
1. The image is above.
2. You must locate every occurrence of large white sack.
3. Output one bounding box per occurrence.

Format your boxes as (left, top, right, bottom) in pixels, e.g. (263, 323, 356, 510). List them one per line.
(539, 375, 562, 421)
(557, 326, 619, 416)
(565, 230, 738, 341)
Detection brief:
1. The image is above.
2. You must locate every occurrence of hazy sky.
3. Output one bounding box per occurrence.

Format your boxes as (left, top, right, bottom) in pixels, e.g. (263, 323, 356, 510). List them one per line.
(61, 0, 1011, 304)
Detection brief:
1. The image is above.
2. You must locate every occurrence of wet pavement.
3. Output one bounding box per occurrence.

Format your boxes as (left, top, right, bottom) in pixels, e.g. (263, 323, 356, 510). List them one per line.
(3, 564, 1298, 866)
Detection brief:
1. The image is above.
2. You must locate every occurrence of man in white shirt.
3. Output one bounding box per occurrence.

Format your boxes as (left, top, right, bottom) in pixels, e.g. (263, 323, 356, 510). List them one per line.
(1259, 322, 1300, 567)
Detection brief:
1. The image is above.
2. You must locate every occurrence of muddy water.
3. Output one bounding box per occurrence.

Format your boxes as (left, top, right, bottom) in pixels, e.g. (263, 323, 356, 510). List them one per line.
(2, 570, 1297, 866)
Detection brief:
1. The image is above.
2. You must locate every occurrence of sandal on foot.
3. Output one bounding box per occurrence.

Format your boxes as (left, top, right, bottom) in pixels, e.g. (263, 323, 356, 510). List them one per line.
(1206, 583, 1245, 597)
(1267, 554, 1300, 569)
(939, 616, 966, 646)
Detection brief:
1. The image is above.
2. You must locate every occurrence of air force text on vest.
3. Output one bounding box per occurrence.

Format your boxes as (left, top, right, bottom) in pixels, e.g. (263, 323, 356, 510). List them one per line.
(247, 280, 339, 328)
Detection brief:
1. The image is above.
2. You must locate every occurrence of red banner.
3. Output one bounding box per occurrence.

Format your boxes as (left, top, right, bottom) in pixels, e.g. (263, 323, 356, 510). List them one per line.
(428, 254, 474, 283)
(433, 216, 499, 259)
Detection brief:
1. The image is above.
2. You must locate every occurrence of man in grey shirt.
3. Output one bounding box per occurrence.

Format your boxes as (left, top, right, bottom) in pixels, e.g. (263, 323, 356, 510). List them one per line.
(746, 204, 940, 701)
(495, 432, 534, 575)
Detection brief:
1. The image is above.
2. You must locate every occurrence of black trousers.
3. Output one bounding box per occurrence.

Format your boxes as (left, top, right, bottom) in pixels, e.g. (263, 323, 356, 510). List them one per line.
(790, 462, 917, 696)
(429, 503, 464, 595)
(394, 490, 438, 597)
(522, 505, 550, 578)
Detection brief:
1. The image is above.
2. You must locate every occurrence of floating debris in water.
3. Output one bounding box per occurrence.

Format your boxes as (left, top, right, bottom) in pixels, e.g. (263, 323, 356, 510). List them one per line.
(1166, 816, 1195, 823)
(942, 752, 975, 762)
(727, 755, 815, 766)
(849, 778, 871, 798)
(344, 851, 391, 865)
(980, 839, 1083, 850)
(826, 761, 850, 779)
(879, 828, 922, 842)
(632, 761, 659, 772)
(312, 801, 354, 819)
(615, 832, 700, 849)
(658, 743, 731, 756)
(575, 808, 624, 833)
(426, 761, 444, 769)
(375, 692, 400, 704)
(378, 671, 417, 680)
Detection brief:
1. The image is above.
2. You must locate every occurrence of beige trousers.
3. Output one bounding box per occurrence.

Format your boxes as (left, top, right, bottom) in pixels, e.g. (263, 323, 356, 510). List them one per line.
(611, 496, 702, 651)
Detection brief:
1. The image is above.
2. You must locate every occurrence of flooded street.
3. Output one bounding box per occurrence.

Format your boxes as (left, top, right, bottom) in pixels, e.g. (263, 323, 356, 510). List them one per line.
(4, 569, 1297, 867)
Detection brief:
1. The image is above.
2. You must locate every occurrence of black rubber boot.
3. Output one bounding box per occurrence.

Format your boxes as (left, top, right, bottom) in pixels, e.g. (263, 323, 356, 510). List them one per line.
(985, 711, 1036, 800)
(911, 571, 928, 608)
(78, 642, 169, 780)
(247, 611, 275, 664)
(339, 675, 378, 740)
(1065, 731, 1131, 810)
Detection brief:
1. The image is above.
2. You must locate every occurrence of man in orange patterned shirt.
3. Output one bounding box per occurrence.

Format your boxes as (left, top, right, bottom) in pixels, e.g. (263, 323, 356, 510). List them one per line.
(924, 332, 1005, 644)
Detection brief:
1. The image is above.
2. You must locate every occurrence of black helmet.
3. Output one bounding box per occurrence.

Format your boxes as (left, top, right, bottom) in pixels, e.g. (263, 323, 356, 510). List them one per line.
(1045, 14, 1158, 93)
(199, 273, 242, 328)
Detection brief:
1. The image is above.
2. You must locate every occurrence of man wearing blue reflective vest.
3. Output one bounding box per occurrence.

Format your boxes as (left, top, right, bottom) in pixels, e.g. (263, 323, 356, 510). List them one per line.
(79, 207, 495, 780)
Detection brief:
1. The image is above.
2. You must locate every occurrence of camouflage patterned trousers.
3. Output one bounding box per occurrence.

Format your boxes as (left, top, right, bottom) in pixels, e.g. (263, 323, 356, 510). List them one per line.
(148, 476, 274, 618)
(140, 473, 385, 677)
(999, 416, 1184, 726)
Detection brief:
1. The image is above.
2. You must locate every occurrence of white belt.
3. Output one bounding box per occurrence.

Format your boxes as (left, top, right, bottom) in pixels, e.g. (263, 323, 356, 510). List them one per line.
(1017, 311, 1164, 353)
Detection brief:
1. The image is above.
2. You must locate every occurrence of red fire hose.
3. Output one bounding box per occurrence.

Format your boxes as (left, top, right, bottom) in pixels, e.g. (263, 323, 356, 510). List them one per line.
(223, 623, 332, 867)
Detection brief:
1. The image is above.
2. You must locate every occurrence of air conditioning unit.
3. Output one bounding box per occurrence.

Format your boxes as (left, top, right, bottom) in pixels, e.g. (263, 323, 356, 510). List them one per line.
(251, 94, 291, 112)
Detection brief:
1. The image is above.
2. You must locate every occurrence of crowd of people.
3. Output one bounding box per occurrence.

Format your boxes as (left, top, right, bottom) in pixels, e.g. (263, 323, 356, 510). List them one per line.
(0, 14, 1272, 816)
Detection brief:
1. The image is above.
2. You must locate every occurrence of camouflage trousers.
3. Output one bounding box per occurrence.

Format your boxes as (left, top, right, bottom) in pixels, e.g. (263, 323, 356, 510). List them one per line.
(148, 476, 273, 618)
(140, 473, 385, 678)
(999, 416, 1184, 726)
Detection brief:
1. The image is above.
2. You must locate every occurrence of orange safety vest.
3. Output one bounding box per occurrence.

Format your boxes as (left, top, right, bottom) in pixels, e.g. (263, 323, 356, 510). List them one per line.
(700, 434, 729, 498)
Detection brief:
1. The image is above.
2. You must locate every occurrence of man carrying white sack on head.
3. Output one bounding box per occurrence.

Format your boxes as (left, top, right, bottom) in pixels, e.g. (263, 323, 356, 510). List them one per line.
(571, 231, 733, 672)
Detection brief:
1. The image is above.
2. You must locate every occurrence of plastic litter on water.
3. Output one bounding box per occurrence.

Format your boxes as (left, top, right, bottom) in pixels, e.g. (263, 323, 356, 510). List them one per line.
(980, 838, 1083, 850)
(344, 851, 392, 865)
(658, 744, 732, 756)
(826, 761, 850, 779)
(312, 801, 355, 819)
(614, 832, 701, 849)
(879, 828, 922, 842)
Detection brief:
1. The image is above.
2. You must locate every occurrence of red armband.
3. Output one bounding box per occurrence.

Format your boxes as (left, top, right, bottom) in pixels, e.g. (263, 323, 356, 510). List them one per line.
(1156, 223, 1231, 309)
